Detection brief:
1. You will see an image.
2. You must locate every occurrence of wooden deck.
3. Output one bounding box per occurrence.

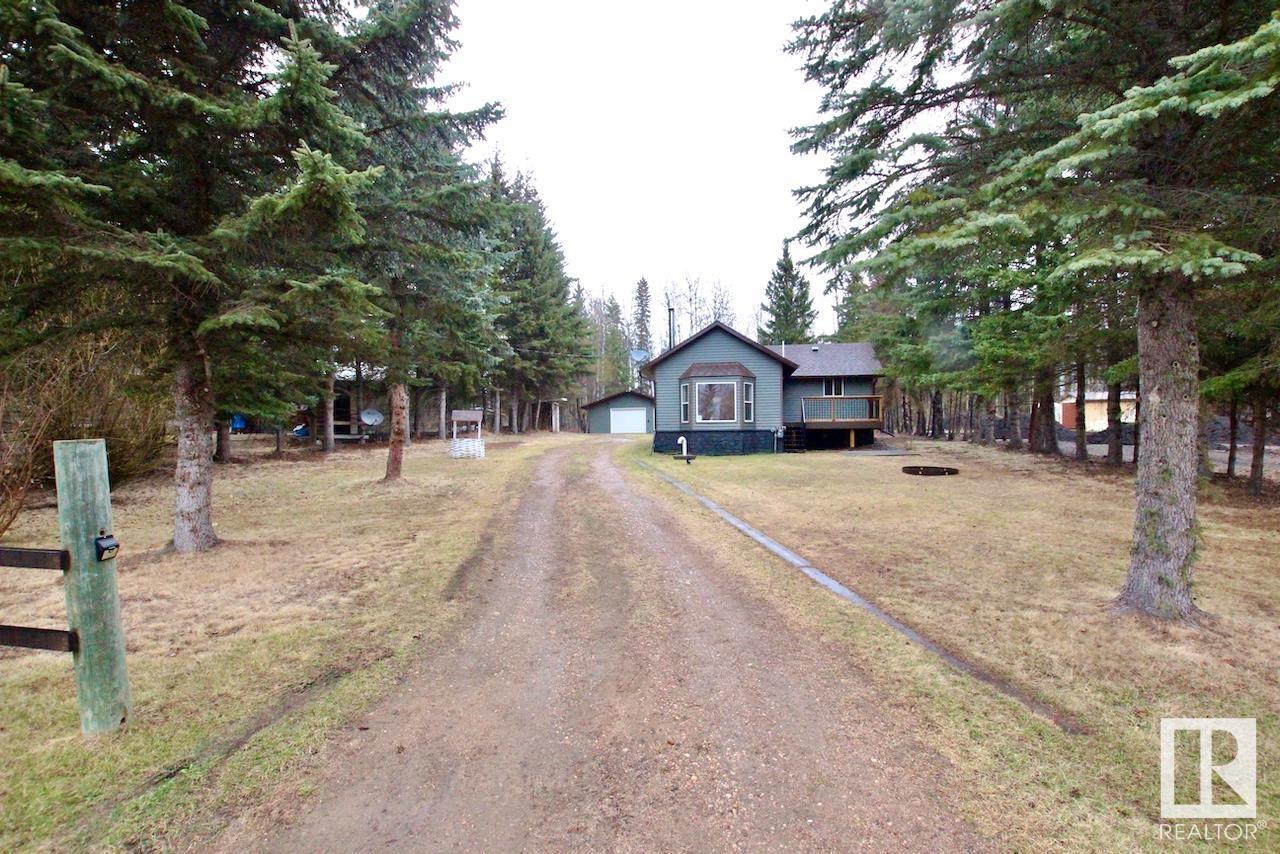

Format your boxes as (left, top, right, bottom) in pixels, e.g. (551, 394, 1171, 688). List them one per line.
(801, 396, 883, 429)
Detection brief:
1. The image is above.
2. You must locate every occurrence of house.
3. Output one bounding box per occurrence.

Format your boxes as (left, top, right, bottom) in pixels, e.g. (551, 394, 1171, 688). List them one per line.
(1054, 389, 1137, 432)
(639, 321, 884, 455)
(582, 390, 655, 434)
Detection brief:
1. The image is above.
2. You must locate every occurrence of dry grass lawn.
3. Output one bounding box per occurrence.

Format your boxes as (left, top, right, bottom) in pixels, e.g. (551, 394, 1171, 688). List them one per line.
(0, 434, 561, 850)
(624, 439, 1278, 850)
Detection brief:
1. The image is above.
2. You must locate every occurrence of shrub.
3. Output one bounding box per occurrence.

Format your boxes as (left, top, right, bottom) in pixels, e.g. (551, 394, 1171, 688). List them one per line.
(0, 336, 170, 536)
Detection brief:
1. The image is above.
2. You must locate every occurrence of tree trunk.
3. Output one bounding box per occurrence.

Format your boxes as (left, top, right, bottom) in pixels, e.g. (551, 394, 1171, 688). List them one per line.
(1027, 396, 1039, 449)
(1132, 378, 1140, 465)
(1074, 363, 1088, 461)
(491, 388, 501, 434)
(321, 372, 336, 453)
(510, 393, 519, 434)
(1006, 387, 1023, 450)
(275, 425, 284, 455)
(385, 382, 409, 481)
(1196, 397, 1214, 480)
(354, 360, 364, 437)
(404, 386, 415, 446)
(1106, 381, 1124, 466)
(437, 384, 447, 440)
(984, 396, 997, 445)
(1248, 396, 1268, 496)
(1226, 397, 1238, 478)
(215, 420, 232, 463)
(172, 356, 218, 553)
(1036, 375, 1058, 454)
(1117, 279, 1200, 620)
(929, 390, 943, 439)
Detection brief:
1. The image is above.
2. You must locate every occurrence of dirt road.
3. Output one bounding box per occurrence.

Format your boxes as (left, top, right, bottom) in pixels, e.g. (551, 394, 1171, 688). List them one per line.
(241, 442, 981, 852)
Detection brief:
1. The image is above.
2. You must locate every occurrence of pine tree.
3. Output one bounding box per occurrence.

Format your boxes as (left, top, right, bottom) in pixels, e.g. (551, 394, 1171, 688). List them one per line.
(758, 243, 816, 344)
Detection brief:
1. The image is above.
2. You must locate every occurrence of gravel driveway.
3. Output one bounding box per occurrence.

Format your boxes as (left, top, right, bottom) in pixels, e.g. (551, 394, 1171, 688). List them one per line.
(236, 442, 981, 852)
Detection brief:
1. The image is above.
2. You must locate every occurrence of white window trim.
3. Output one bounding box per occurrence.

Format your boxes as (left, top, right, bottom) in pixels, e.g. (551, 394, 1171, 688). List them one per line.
(824, 378, 845, 397)
(743, 381, 754, 423)
(679, 383, 690, 423)
(694, 381, 738, 424)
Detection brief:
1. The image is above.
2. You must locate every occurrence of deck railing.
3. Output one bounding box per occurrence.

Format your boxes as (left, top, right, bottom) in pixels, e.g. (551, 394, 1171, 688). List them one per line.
(801, 395, 883, 424)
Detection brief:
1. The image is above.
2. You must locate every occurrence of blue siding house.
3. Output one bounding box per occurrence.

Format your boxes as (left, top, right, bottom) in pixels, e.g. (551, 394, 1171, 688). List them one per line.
(640, 322, 883, 455)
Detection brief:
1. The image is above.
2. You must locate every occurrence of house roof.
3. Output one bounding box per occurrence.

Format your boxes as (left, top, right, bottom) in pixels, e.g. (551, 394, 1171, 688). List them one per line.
(581, 389, 655, 410)
(640, 321, 798, 379)
(680, 361, 755, 379)
(764, 342, 883, 378)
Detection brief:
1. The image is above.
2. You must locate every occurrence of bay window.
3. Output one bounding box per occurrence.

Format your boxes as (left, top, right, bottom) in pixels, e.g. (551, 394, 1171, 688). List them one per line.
(695, 382, 736, 423)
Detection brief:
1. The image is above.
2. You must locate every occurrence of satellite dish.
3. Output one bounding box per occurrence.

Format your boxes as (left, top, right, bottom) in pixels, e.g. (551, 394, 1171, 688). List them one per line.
(629, 348, 650, 364)
(359, 408, 384, 427)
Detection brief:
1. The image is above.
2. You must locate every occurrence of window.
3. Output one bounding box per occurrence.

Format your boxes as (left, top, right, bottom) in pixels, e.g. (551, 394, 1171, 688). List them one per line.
(695, 382, 736, 423)
(680, 383, 690, 423)
(743, 382, 754, 423)
(823, 378, 844, 396)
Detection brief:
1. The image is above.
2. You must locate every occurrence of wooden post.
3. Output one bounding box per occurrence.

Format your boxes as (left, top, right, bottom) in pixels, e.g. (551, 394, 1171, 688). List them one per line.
(53, 439, 130, 736)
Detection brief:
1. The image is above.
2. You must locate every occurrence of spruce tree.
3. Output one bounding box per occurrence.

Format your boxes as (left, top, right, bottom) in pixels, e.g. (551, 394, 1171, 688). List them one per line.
(334, 1, 502, 479)
(3, 3, 380, 551)
(758, 243, 816, 343)
(791, 0, 1280, 620)
(490, 169, 591, 429)
(632, 278, 653, 359)
(601, 296, 632, 393)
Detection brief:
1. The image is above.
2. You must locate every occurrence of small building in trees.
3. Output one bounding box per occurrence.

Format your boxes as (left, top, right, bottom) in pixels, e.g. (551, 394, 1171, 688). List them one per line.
(582, 391, 655, 434)
(1055, 389, 1137, 433)
(639, 322, 883, 455)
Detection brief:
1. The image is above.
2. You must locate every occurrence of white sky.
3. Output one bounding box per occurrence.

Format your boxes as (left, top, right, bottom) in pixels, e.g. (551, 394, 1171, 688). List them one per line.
(444, 0, 835, 339)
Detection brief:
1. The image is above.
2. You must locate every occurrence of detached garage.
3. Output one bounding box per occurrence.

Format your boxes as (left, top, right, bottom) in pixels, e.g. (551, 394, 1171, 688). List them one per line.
(583, 390, 655, 434)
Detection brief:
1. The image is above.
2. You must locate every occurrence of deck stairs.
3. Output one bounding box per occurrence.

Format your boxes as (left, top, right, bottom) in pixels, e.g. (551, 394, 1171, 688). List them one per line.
(783, 424, 807, 453)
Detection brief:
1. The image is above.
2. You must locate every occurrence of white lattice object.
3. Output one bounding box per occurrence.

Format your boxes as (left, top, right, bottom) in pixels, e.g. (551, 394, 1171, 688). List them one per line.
(450, 437, 485, 459)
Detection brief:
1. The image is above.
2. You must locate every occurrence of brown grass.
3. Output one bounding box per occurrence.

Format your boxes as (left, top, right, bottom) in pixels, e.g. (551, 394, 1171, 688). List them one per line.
(623, 439, 1279, 850)
(0, 434, 563, 850)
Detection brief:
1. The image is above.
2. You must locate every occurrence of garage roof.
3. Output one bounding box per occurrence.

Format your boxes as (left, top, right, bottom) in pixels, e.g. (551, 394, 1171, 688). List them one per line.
(582, 389, 655, 409)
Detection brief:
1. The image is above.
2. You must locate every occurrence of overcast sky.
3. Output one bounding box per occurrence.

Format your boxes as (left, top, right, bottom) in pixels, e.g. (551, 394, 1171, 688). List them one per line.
(443, 0, 834, 340)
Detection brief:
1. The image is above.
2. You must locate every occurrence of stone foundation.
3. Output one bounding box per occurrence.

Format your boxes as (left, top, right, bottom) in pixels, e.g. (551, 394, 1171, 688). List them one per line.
(653, 430, 778, 456)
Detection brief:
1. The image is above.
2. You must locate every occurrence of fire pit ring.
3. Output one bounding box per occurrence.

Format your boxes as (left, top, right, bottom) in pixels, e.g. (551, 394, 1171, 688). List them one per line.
(902, 465, 959, 477)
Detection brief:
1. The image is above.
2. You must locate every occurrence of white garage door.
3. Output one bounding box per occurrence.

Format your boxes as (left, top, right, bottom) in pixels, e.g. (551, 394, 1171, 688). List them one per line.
(609, 407, 648, 433)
